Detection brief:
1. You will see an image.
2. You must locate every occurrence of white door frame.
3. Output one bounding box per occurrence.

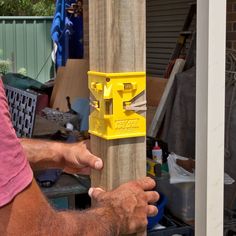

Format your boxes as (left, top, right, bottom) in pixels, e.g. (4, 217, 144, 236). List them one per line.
(195, 0, 226, 235)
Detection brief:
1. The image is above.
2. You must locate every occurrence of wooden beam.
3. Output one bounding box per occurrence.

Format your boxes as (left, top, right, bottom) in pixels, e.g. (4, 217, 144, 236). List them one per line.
(89, 0, 145, 73)
(195, 0, 226, 235)
(89, 0, 146, 187)
(89, 0, 146, 198)
(89, 2, 146, 235)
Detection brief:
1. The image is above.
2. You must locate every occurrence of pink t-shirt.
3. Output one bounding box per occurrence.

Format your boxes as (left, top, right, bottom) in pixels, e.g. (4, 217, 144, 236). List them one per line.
(0, 79, 33, 207)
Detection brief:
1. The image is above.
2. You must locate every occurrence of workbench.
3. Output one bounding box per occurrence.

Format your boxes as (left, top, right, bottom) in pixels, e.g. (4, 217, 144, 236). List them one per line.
(41, 173, 90, 210)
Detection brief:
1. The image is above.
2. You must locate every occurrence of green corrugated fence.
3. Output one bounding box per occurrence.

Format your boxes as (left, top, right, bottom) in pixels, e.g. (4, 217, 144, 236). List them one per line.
(0, 17, 53, 84)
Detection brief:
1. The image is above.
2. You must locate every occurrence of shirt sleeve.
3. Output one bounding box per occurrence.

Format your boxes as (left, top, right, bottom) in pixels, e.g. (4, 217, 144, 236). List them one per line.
(0, 79, 33, 207)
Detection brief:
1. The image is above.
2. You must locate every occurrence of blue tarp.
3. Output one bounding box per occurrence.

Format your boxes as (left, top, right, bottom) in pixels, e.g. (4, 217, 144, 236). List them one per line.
(51, 0, 83, 68)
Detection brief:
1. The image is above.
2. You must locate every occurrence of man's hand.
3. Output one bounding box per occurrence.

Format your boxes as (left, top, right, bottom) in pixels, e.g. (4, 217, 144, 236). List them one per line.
(61, 140, 103, 174)
(20, 139, 103, 175)
(1, 178, 159, 236)
(89, 177, 159, 235)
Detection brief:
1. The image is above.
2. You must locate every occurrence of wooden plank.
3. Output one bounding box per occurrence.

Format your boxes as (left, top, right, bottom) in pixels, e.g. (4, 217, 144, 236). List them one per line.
(91, 136, 146, 190)
(195, 0, 226, 235)
(52, 59, 89, 112)
(147, 59, 185, 137)
(89, 0, 145, 73)
(50, 66, 65, 107)
(89, 0, 146, 234)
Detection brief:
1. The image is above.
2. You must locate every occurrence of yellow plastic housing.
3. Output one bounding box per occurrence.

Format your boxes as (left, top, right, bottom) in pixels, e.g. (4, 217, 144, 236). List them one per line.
(88, 71, 146, 140)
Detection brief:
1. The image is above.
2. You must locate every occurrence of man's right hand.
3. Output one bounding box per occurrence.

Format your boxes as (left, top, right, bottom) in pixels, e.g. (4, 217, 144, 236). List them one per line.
(89, 177, 159, 235)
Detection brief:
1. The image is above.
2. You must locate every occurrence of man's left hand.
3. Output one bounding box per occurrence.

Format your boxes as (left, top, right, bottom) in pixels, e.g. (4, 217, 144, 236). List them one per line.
(61, 140, 103, 175)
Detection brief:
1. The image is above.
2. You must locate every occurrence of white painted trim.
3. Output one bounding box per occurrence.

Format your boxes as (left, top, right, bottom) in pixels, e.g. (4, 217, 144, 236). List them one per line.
(195, 0, 226, 235)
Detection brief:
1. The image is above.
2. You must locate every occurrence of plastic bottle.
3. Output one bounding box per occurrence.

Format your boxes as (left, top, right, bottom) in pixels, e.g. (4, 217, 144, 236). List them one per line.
(152, 141, 162, 164)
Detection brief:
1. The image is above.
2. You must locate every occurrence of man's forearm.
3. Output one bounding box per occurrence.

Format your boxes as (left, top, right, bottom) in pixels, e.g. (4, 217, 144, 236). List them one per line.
(58, 207, 120, 236)
(39, 206, 119, 236)
(0, 179, 120, 236)
(20, 138, 64, 170)
(20, 138, 102, 175)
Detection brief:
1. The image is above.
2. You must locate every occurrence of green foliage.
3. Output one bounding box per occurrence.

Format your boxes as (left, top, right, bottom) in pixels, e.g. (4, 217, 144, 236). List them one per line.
(0, 59, 11, 75)
(0, 48, 11, 75)
(0, 0, 55, 16)
(18, 67, 27, 76)
(32, 1, 55, 16)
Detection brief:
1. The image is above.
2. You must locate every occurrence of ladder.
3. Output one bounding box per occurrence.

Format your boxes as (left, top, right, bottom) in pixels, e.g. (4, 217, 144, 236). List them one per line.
(164, 3, 196, 78)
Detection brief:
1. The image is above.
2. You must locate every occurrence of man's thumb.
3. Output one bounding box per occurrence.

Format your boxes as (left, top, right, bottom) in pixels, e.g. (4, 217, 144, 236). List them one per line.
(88, 187, 105, 199)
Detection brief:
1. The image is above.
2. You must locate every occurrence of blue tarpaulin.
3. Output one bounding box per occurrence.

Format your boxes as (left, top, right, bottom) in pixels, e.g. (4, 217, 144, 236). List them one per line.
(51, 0, 83, 68)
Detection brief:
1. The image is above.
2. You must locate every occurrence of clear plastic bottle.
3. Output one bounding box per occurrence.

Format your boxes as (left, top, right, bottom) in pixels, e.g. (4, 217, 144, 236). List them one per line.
(152, 141, 162, 164)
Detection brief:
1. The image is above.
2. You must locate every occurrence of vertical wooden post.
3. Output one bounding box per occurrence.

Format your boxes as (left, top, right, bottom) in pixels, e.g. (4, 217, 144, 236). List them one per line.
(89, 1, 146, 235)
(195, 0, 226, 235)
(89, 0, 146, 194)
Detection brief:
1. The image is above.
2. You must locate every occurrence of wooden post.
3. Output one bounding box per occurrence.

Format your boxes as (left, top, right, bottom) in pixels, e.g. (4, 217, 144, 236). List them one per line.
(195, 0, 226, 235)
(89, 0, 146, 189)
(89, 0, 146, 228)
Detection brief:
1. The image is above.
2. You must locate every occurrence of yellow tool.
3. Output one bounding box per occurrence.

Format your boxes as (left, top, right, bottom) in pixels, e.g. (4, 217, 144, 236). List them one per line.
(88, 71, 146, 140)
(147, 158, 162, 177)
(147, 158, 157, 176)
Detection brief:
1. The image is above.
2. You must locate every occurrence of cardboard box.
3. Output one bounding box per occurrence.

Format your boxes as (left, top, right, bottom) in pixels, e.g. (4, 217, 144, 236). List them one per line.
(146, 76, 168, 131)
(146, 76, 168, 106)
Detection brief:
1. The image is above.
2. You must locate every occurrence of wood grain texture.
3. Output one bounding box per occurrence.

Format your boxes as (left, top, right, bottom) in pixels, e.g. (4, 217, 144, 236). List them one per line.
(89, 2, 146, 234)
(89, 0, 145, 73)
(91, 136, 146, 190)
(89, 0, 146, 190)
(52, 59, 89, 112)
(89, 0, 146, 186)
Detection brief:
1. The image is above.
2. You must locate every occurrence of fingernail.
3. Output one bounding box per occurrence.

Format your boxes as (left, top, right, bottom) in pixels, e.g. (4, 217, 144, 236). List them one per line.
(88, 188, 94, 197)
(95, 160, 103, 169)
